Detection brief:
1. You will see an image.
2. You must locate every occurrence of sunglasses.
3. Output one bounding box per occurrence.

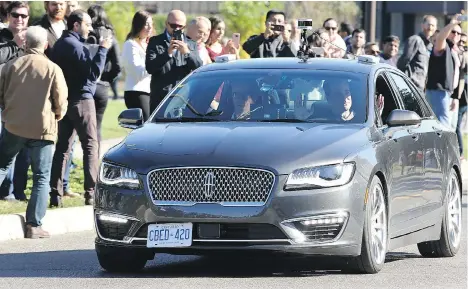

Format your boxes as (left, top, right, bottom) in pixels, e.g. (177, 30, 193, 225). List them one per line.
(451, 30, 461, 35)
(168, 23, 184, 29)
(10, 12, 28, 19)
(325, 27, 337, 31)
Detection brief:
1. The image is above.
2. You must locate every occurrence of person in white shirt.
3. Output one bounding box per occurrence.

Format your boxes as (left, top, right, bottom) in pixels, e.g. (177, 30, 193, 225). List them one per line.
(323, 18, 347, 58)
(122, 10, 153, 121)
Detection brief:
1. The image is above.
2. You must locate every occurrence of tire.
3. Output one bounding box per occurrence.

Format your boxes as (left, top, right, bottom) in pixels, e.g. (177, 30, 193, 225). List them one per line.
(96, 244, 151, 273)
(417, 168, 462, 257)
(350, 175, 388, 274)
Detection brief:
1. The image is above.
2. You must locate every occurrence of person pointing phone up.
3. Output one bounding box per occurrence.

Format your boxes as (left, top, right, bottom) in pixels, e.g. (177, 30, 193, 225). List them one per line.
(242, 9, 297, 58)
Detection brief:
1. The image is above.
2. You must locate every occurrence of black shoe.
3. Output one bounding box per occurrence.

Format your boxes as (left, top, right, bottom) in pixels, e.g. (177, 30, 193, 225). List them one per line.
(85, 197, 94, 206)
(49, 196, 63, 208)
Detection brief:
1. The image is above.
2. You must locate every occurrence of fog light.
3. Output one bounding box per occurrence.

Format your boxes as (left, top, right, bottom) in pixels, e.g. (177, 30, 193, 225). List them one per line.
(98, 214, 129, 224)
(300, 215, 346, 226)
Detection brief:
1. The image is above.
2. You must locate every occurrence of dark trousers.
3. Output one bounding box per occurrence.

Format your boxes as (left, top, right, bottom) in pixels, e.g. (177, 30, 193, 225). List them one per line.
(150, 91, 166, 115)
(124, 91, 151, 121)
(0, 128, 54, 226)
(50, 99, 99, 199)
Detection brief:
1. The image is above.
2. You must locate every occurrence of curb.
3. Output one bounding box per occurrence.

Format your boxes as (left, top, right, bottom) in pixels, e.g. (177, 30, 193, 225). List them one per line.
(0, 206, 94, 242)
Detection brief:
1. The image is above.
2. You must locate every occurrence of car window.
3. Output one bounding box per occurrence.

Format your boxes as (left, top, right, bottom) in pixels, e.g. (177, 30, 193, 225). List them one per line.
(153, 69, 368, 124)
(375, 73, 402, 126)
(387, 72, 425, 118)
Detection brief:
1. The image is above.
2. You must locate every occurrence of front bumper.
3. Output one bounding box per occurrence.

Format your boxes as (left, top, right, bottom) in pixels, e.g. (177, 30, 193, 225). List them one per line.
(94, 173, 368, 257)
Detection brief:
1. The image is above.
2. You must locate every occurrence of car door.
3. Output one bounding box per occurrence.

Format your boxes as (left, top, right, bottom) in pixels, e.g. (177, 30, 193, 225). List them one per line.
(400, 73, 445, 224)
(373, 71, 420, 236)
(385, 71, 433, 231)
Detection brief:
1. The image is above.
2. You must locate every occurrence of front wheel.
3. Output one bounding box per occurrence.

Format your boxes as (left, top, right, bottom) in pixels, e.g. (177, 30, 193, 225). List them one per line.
(350, 176, 388, 274)
(417, 168, 462, 257)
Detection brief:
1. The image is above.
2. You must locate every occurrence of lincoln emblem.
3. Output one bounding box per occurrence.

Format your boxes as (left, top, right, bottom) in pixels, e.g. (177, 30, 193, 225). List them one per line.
(203, 172, 215, 198)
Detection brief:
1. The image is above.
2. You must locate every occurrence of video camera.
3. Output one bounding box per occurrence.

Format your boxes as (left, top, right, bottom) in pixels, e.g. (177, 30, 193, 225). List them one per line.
(295, 18, 323, 61)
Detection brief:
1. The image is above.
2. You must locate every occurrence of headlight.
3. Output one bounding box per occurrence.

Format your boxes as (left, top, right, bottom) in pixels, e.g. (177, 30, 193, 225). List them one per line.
(284, 163, 355, 190)
(99, 162, 141, 189)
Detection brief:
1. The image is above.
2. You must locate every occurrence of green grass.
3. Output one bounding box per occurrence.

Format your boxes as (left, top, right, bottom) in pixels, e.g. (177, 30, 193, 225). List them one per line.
(0, 160, 85, 215)
(101, 100, 130, 140)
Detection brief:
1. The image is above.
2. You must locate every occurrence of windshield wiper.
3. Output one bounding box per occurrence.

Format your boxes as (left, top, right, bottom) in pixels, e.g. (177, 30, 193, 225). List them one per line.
(259, 118, 311, 123)
(170, 94, 223, 117)
(153, 117, 220, 122)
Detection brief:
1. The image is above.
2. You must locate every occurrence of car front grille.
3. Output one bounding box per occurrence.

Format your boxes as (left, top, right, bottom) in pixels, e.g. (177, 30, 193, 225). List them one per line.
(147, 167, 275, 206)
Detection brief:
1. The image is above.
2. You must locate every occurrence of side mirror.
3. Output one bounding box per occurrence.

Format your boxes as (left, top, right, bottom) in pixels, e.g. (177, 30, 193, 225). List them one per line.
(118, 108, 143, 129)
(386, 109, 421, 127)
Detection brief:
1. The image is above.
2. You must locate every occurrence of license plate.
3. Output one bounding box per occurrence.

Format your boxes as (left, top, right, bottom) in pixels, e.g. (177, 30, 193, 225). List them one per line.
(146, 223, 193, 248)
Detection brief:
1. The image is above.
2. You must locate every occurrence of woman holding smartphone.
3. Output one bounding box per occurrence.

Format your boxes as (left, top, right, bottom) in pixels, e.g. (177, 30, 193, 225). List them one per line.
(121, 11, 153, 121)
(206, 16, 240, 61)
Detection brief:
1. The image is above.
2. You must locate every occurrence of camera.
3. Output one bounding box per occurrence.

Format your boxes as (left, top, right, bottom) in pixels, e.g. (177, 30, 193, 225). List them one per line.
(172, 29, 183, 41)
(297, 19, 313, 30)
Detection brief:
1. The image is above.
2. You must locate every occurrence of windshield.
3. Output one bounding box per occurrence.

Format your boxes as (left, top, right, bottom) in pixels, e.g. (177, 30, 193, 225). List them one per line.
(152, 69, 368, 123)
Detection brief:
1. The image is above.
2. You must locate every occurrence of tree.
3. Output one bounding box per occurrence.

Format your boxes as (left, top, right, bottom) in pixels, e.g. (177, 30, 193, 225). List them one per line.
(284, 1, 361, 30)
(219, 1, 285, 59)
(27, 1, 45, 24)
(101, 1, 136, 46)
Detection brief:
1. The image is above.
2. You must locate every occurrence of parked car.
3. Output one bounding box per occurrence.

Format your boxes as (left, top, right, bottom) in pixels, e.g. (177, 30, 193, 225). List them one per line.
(94, 56, 463, 274)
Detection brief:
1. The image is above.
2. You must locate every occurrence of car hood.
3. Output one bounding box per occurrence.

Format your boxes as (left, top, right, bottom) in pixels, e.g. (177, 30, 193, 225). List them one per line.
(108, 122, 370, 175)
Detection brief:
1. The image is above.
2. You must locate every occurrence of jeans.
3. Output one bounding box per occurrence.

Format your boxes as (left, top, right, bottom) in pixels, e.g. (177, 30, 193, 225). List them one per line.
(456, 105, 467, 155)
(0, 157, 14, 199)
(0, 129, 53, 226)
(426, 89, 452, 129)
(12, 148, 29, 200)
(63, 136, 76, 193)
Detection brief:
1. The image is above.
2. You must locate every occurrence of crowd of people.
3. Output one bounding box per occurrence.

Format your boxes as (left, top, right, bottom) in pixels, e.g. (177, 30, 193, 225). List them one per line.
(0, 1, 466, 239)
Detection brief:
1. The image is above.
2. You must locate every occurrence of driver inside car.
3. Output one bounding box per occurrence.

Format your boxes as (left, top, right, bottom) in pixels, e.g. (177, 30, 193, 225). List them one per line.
(294, 78, 356, 121)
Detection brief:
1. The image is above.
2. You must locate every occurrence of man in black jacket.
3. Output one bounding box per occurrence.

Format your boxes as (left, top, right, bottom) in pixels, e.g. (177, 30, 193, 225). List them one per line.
(145, 9, 203, 113)
(0, 1, 27, 64)
(49, 9, 111, 207)
(397, 15, 437, 91)
(33, 1, 67, 58)
(242, 10, 296, 59)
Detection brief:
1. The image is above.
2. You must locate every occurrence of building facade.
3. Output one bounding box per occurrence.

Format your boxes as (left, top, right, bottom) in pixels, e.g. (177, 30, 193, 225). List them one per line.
(360, 1, 467, 45)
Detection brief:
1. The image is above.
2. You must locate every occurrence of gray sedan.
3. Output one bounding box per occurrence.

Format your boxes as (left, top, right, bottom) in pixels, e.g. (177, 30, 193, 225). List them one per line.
(93, 56, 463, 274)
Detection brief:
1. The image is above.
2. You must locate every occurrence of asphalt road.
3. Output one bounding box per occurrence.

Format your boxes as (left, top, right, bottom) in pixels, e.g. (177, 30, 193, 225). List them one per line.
(0, 197, 466, 289)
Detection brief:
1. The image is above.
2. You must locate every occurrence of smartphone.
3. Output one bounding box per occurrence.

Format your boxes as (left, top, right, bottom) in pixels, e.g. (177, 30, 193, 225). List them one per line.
(101, 28, 112, 40)
(232, 33, 240, 47)
(172, 29, 183, 41)
(457, 15, 468, 22)
(271, 24, 284, 32)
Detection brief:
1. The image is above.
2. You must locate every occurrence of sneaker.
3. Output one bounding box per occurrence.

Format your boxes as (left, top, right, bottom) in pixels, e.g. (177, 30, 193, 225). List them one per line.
(64, 191, 81, 198)
(25, 225, 50, 239)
